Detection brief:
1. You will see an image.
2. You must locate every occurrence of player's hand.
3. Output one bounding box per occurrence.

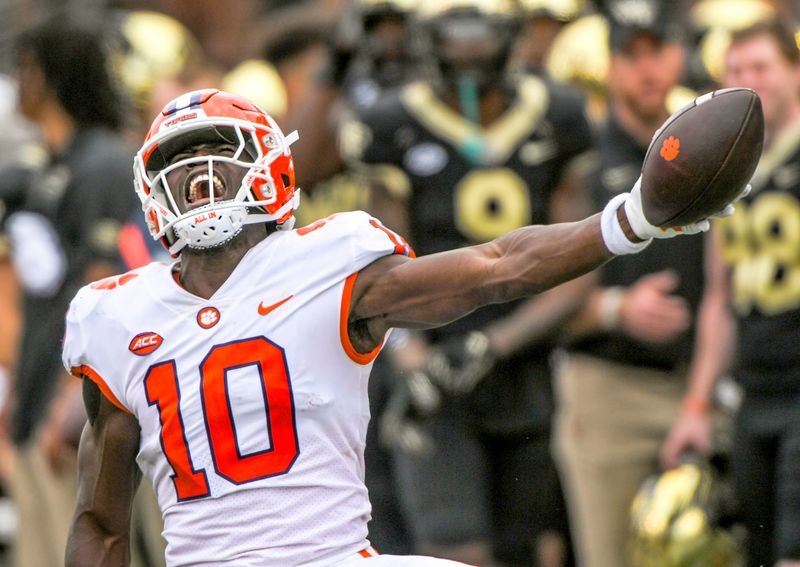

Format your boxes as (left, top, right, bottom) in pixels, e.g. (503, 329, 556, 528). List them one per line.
(40, 378, 85, 473)
(427, 331, 496, 394)
(624, 178, 751, 240)
(660, 407, 713, 469)
(619, 271, 691, 344)
(379, 371, 439, 455)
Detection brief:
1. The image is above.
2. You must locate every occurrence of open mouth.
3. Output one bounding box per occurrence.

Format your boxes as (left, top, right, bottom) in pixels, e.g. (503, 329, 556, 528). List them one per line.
(185, 171, 226, 205)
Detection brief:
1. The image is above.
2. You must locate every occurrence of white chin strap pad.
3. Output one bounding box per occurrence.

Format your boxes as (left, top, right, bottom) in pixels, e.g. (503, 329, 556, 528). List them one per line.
(169, 190, 301, 255)
(173, 205, 248, 251)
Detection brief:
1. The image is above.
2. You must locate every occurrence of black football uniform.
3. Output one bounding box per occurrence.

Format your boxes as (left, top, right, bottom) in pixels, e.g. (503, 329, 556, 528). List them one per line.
(569, 112, 705, 371)
(718, 128, 800, 394)
(717, 124, 800, 563)
(350, 75, 591, 565)
(351, 75, 592, 432)
(0, 127, 136, 446)
(298, 66, 418, 556)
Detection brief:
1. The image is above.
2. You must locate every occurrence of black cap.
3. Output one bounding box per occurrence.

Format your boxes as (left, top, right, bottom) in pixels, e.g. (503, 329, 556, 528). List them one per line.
(605, 0, 683, 52)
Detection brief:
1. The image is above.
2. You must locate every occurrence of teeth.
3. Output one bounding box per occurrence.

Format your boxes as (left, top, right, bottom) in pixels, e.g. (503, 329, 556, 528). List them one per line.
(188, 173, 224, 203)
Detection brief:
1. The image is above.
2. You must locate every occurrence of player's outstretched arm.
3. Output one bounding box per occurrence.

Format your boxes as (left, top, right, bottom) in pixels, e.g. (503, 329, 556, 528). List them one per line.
(350, 212, 621, 353)
(66, 380, 141, 567)
(350, 178, 735, 352)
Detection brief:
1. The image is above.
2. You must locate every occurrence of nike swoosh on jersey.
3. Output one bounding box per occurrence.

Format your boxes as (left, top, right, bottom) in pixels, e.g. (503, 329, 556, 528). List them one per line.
(258, 295, 294, 316)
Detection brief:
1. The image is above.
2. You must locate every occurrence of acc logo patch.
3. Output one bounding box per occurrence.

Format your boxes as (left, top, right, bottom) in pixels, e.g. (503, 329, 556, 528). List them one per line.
(197, 306, 221, 329)
(129, 332, 163, 356)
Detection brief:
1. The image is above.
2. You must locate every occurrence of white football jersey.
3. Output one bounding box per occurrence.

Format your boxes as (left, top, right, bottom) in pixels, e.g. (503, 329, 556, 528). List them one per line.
(62, 211, 413, 567)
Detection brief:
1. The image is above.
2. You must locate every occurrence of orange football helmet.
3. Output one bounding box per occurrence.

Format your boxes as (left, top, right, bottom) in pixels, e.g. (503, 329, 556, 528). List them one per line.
(133, 89, 299, 254)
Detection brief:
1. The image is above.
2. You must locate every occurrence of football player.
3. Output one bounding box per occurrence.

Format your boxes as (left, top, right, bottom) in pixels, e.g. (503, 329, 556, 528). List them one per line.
(346, 0, 594, 564)
(665, 19, 800, 566)
(7, 16, 139, 567)
(551, 3, 714, 565)
(63, 88, 721, 566)
(276, 2, 421, 551)
(516, 0, 585, 74)
(288, 0, 419, 192)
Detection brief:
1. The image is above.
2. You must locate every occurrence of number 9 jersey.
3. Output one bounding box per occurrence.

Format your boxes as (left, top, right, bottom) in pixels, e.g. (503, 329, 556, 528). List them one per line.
(62, 211, 414, 567)
(716, 128, 800, 395)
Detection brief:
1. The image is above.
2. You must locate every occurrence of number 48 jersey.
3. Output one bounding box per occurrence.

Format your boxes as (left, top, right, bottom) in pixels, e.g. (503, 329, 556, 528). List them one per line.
(62, 211, 413, 567)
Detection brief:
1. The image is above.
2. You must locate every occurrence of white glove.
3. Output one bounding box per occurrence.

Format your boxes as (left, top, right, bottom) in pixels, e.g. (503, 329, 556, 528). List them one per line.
(625, 178, 709, 239)
(601, 178, 750, 255)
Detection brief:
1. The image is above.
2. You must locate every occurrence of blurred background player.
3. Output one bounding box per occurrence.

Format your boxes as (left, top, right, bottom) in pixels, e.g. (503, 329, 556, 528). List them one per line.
(0, 14, 138, 567)
(665, 18, 800, 566)
(551, 2, 721, 566)
(348, 1, 595, 564)
(273, 1, 422, 552)
(287, 0, 419, 194)
(516, 0, 584, 75)
(0, 70, 39, 567)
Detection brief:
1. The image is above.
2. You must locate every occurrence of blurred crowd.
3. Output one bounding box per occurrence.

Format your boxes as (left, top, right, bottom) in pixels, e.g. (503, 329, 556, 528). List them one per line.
(0, 0, 800, 566)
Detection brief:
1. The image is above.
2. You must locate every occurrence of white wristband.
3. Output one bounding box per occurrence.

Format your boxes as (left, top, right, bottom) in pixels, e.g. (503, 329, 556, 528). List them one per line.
(601, 193, 653, 255)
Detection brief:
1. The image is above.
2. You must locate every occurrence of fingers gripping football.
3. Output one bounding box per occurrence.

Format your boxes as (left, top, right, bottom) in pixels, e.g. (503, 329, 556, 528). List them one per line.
(626, 177, 711, 239)
(600, 178, 750, 255)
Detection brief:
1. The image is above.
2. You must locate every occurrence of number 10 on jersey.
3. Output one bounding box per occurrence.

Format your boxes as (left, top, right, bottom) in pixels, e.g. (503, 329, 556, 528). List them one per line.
(144, 336, 300, 500)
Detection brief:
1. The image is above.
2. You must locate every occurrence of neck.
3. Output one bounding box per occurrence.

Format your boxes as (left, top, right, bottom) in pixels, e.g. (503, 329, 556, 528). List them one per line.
(613, 99, 669, 148)
(39, 102, 77, 152)
(176, 225, 269, 299)
(443, 86, 508, 126)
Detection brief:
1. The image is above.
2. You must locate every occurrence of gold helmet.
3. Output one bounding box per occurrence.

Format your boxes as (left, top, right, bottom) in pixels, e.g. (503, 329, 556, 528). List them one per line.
(114, 11, 202, 111)
(628, 462, 744, 567)
(221, 60, 288, 121)
(517, 0, 584, 22)
(545, 14, 609, 93)
(690, 0, 774, 33)
(690, 0, 776, 84)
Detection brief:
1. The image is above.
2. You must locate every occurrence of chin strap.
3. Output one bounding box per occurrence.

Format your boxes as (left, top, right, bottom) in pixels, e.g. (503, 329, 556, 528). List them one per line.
(168, 190, 302, 256)
(243, 189, 301, 225)
(284, 130, 299, 146)
(168, 239, 187, 256)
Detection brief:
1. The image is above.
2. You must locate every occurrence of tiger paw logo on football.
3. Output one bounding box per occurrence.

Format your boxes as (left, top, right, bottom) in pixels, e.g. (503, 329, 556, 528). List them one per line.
(660, 136, 680, 161)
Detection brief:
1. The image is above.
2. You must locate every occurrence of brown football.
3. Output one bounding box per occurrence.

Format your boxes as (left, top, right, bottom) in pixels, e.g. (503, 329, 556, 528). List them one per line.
(640, 88, 764, 227)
